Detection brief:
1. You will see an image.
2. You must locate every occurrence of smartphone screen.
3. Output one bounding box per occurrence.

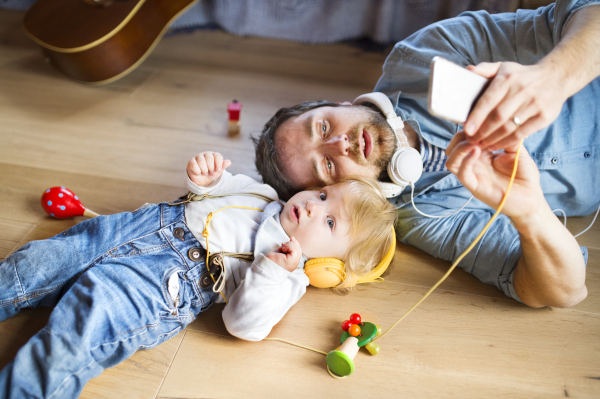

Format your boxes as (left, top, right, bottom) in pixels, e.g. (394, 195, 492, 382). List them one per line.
(428, 57, 490, 124)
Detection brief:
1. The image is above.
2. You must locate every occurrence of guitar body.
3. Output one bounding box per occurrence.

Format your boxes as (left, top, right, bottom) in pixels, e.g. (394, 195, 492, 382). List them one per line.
(23, 0, 199, 85)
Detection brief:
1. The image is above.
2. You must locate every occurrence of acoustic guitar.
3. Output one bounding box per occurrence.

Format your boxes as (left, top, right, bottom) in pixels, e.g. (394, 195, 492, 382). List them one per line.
(23, 0, 199, 85)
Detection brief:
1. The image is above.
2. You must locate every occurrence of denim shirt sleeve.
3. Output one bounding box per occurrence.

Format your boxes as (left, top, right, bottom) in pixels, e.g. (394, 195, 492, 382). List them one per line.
(396, 195, 590, 302)
(375, 0, 600, 91)
(374, 0, 600, 150)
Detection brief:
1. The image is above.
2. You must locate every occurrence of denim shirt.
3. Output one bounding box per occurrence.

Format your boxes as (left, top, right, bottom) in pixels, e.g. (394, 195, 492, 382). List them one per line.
(373, 0, 600, 301)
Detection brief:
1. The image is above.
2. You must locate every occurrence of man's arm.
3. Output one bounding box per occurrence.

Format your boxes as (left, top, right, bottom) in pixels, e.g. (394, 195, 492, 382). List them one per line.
(445, 133, 587, 308)
(512, 203, 587, 308)
(465, 4, 600, 150)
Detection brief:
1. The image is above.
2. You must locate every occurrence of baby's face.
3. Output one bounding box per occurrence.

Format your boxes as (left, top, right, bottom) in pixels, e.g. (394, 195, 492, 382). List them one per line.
(280, 183, 352, 260)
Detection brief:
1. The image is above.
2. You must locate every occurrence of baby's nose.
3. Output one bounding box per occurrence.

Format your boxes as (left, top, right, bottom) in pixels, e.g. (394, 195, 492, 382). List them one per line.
(305, 200, 323, 216)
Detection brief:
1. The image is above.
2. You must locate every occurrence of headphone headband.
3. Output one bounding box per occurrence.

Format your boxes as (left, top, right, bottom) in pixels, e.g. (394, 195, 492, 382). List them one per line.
(353, 92, 406, 145)
(352, 92, 423, 197)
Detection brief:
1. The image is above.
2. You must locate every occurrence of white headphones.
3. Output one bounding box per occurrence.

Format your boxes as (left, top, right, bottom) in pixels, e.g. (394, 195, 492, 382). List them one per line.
(353, 92, 423, 198)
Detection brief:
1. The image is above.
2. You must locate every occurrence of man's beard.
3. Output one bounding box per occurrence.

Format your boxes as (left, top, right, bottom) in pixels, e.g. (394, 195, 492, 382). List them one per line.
(348, 107, 397, 172)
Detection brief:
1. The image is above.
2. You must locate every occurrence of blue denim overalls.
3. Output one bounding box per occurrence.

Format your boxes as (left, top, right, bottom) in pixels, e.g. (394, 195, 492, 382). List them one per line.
(0, 201, 218, 399)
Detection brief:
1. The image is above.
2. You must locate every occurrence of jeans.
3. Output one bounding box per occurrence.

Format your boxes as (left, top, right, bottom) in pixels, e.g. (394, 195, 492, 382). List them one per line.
(0, 202, 217, 399)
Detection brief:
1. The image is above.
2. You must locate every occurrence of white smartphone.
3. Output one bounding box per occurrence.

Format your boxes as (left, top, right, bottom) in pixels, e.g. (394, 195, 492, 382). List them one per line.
(428, 56, 490, 124)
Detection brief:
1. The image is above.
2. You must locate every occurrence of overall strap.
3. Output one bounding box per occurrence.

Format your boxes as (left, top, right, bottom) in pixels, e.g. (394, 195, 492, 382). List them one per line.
(168, 191, 276, 205)
(207, 251, 255, 296)
(169, 190, 276, 303)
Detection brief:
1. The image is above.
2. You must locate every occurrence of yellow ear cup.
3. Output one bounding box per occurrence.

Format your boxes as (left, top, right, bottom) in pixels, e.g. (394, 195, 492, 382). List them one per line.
(305, 258, 345, 288)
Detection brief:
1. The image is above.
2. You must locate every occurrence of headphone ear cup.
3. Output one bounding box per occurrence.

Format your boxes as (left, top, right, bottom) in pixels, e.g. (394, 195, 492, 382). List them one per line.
(305, 258, 345, 288)
(387, 147, 423, 187)
(378, 181, 404, 198)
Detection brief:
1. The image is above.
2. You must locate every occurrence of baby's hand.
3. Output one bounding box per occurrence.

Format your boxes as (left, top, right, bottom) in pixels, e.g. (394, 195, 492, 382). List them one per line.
(266, 237, 302, 272)
(187, 152, 232, 187)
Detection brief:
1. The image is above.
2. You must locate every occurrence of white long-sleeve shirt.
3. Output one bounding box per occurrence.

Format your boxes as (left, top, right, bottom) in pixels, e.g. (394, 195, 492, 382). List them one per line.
(184, 171, 309, 341)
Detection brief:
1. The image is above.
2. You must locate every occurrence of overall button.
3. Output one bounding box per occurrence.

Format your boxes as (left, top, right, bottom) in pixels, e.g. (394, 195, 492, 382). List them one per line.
(199, 271, 213, 288)
(584, 152, 591, 159)
(188, 247, 203, 262)
(551, 158, 558, 164)
(173, 227, 185, 239)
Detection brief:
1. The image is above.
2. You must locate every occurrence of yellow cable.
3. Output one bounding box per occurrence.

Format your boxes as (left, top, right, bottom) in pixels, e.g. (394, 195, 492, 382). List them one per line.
(327, 365, 347, 379)
(373, 139, 524, 343)
(264, 337, 328, 355)
(264, 338, 347, 378)
(265, 140, 525, 377)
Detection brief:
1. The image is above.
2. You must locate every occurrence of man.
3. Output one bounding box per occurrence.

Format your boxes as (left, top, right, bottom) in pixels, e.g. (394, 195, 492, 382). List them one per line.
(253, 0, 600, 308)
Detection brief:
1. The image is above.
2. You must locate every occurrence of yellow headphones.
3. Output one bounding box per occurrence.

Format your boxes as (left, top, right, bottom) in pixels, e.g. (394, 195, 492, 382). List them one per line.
(304, 228, 396, 288)
(200, 199, 396, 292)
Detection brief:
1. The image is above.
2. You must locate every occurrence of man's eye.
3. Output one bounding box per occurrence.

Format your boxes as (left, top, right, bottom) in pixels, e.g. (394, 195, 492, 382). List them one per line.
(319, 192, 326, 201)
(326, 159, 332, 171)
(327, 216, 335, 229)
(321, 122, 327, 136)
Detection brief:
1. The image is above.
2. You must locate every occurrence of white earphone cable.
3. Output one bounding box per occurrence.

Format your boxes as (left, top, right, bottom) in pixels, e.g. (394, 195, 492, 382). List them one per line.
(410, 182, 474, 219)
(552, 204, 600, 237)
(552, 208, 567, 227)
(574, 203, 600, 238)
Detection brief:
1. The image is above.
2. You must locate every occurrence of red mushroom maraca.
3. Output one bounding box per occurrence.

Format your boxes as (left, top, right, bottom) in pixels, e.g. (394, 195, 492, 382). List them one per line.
(41, 187, 99, 219)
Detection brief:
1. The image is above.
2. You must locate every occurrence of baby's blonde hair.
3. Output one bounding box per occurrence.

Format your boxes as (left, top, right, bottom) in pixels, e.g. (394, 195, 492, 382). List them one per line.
(334, 176, 397, 291)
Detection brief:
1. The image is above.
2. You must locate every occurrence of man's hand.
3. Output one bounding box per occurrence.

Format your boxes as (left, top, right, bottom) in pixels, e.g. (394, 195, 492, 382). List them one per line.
(463, 62, 569, 151)
(445, 132, 544, 224)
(446, 133, 588, 308)
(266, 237, 302, 272)
(187, 151, 232, 187)
(464, 5, 600, 151)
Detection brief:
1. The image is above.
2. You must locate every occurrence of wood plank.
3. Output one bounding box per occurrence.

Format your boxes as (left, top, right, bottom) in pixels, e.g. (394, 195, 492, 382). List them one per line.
(572, 247, 600, 314)
(80, 332, 186, 399)
(0, 162, 185, 225)
(385, 244, 600, 315)
(0, 219, 35, 261)
(150, 26, 389, 88)
(0, 60, 376, 187)
(161, 282, 600, 398)
(544, 314, 600, 398)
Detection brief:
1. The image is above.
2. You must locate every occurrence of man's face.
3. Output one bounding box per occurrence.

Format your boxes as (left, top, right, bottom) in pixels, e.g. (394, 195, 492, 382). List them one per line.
(274, 105, 396, 189)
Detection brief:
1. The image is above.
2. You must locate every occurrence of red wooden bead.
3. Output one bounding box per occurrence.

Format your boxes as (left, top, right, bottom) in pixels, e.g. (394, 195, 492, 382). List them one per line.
(349, 313, 362, 325)
(341, 320, 352, 331)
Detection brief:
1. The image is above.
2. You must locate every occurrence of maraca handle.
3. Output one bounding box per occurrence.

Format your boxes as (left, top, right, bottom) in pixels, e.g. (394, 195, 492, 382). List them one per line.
(83, 209, 100, 218)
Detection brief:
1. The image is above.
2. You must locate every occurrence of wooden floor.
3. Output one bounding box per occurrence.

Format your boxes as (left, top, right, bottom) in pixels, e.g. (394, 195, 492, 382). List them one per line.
(0, 9, 599, 399)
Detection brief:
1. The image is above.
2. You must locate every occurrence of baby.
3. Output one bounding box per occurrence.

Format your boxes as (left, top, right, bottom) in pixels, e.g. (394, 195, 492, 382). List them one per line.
(0, 151, 396, 398)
